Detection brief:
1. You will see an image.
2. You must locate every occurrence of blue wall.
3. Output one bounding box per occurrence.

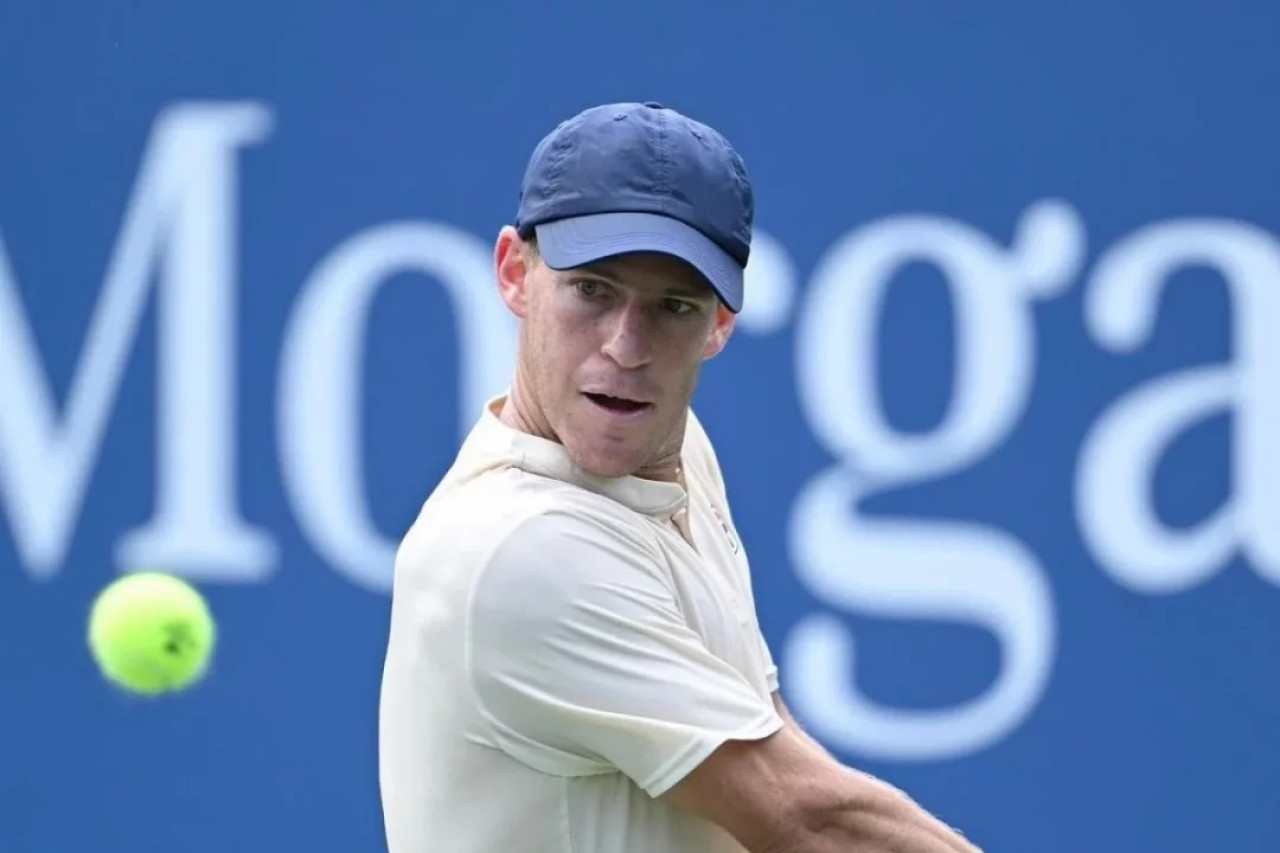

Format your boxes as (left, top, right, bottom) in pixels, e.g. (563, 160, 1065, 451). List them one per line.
(4, 2, 1279, 850)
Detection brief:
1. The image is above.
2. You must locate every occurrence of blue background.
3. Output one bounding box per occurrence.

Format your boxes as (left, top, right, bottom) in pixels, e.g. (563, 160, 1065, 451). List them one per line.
(4, 2, 1279, 851)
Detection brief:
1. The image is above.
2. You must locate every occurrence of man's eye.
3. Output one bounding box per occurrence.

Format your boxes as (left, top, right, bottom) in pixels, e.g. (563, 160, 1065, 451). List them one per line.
(576, 280, 605, 297)
(664, 298, 695, 315)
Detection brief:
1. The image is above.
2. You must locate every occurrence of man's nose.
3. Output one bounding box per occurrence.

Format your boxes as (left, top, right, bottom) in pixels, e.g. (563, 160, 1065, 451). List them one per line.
(601, 305, 654, 370)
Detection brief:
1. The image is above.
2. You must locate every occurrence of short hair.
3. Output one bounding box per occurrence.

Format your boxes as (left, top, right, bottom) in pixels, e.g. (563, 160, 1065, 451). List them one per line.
(520, 230, 540, 261)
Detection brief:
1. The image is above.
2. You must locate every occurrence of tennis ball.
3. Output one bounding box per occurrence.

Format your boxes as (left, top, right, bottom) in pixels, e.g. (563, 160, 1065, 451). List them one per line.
(87, 572, 216, 696)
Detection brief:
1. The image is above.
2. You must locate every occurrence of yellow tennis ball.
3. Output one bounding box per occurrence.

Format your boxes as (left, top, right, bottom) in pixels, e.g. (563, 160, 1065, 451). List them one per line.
(87, 572, 217, 695)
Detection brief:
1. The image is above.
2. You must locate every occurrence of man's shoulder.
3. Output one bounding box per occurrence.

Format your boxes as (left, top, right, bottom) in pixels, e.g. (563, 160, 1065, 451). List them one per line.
(433, 461, 652, 524)
(395, 470, 667, 638)
(397, 465, 657, 576)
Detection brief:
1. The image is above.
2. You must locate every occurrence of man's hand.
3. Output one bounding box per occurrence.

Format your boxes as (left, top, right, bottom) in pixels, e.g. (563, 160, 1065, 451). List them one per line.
(663, 693, 981, 853)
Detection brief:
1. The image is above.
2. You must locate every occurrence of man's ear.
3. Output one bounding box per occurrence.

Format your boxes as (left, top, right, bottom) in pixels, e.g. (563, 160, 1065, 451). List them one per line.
(495, 225, 534, 318)
(703, 303, 736, 359)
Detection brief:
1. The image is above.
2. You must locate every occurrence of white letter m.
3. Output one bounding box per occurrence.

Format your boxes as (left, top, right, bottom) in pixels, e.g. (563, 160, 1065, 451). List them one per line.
(0, 102, 276, 582)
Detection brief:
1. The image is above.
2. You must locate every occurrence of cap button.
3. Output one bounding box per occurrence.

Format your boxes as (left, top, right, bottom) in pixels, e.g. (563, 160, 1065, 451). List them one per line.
(643, 101, 666, 109)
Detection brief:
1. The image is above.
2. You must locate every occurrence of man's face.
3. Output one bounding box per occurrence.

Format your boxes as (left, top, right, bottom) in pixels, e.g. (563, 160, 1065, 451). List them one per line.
(495, 227, 736, 480)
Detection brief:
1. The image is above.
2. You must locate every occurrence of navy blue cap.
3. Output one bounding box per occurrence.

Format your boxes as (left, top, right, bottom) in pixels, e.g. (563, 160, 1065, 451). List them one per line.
(515, 101, 753, 312)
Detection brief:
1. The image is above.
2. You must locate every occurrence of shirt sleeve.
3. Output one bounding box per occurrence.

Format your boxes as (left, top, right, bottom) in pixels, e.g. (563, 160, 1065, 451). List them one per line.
(758, 624, 780, 694)
(467, 508, 784, 798)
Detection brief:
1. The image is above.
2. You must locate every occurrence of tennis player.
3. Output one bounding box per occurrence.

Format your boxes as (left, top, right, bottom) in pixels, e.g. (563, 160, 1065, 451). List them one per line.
(378, 101, 980, 853)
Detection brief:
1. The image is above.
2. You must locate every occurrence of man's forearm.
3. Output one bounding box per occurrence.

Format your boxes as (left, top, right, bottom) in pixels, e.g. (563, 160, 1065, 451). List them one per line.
(769, 694, 980, 852)
(767, 768, 981, 853)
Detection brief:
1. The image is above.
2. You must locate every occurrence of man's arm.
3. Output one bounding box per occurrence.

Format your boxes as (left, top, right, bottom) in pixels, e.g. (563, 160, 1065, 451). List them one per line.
(771, 691, 835, 759)
(663, 693, 981, 853)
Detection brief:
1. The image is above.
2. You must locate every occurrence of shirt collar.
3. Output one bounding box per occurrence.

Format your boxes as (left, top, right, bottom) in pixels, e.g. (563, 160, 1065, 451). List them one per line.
(461, 395, 689, 518)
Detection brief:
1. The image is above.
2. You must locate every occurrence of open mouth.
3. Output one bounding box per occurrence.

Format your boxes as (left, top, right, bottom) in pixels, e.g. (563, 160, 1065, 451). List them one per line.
(584, 393, 652, 414)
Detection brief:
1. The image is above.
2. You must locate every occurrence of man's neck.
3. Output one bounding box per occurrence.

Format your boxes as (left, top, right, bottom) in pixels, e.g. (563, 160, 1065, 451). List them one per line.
(496, 385, 685, 485)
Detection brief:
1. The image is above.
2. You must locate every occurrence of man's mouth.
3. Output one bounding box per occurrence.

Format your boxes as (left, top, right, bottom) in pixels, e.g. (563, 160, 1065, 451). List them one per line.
(584, 392, 652, 414)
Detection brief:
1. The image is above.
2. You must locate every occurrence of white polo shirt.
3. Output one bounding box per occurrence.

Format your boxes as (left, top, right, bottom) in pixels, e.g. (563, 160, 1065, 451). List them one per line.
(378, 396, 783, 853)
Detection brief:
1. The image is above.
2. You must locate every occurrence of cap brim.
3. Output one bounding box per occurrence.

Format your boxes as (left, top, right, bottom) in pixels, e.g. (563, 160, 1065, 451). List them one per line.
(534, 212, 744, 312)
